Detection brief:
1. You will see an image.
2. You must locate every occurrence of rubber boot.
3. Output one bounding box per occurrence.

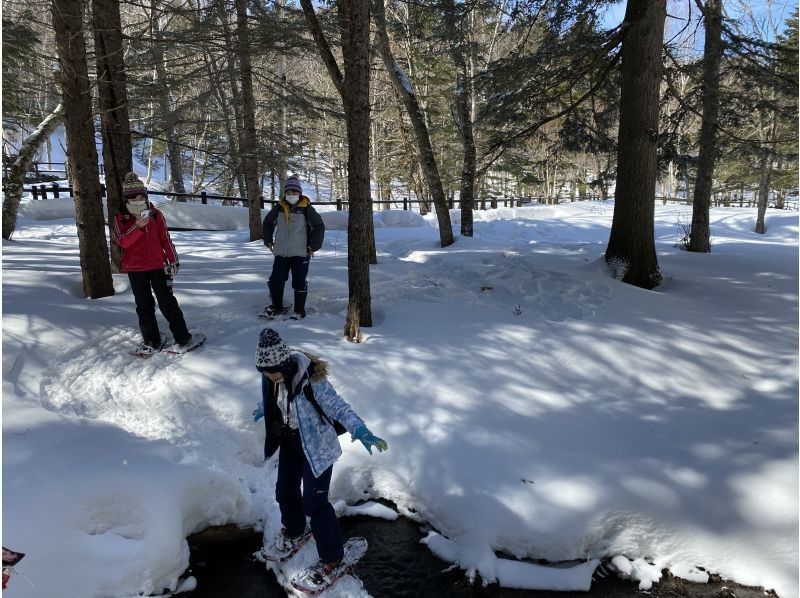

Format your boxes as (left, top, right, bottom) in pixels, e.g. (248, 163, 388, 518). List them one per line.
(293, 290, 307, 317)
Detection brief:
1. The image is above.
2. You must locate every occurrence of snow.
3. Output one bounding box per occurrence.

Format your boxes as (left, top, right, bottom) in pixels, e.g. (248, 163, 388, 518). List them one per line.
(2, 201, 798, 598)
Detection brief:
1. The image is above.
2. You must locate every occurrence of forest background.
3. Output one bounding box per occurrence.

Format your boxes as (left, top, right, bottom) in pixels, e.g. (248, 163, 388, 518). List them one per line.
(2, 0, 798, 339)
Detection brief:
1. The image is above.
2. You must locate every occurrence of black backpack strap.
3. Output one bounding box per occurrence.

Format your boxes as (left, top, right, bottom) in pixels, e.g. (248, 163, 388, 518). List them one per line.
(303, 382, 347, 435)
(303, 383, 333, 426)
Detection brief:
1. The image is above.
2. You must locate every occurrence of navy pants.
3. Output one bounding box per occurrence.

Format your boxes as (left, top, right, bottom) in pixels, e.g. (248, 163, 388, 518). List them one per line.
(128, 269, 190, 346)
(268, 255, 309, 310)
(275, 430, 344, 564)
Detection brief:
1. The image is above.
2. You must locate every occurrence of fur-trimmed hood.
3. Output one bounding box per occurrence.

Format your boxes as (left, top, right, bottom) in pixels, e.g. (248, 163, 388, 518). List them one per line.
(293, 351, 329, 385)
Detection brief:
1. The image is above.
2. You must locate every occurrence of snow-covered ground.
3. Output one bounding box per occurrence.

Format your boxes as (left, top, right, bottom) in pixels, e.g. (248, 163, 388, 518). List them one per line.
(2, 200, 797, 597)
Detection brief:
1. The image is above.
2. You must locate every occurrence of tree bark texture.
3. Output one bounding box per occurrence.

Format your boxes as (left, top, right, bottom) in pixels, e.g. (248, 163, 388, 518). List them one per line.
(52, 0, 115, 298)
(235, 0, 263, 241)
(688, 0, 722, 253)
(2, 103, 64, 240)
(373, 0, 455, 246)
(441, 0, 475, 237)
(217, 0, 247, 199)
(340, 0, 373, 340)
(299, 0, 345, 98)
(754, 148, 772, 234)
(604, 0, 665, 290)
(301, 0, 374, 340)
(93, 0, 133, 271)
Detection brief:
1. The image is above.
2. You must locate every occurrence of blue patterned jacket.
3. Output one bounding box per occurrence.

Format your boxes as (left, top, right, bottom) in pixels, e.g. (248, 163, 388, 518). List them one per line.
(261, 352, 365, 478)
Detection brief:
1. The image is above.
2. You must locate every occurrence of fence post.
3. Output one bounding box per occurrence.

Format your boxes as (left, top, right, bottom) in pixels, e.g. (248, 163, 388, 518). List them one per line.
(201, 191, 207, 205)
(39, 184, 48, 199)
(403, 197, 408, 211)
(31, 186, 38, 200)
(337, 196, 342, 210)
(491, 197, 497, 209)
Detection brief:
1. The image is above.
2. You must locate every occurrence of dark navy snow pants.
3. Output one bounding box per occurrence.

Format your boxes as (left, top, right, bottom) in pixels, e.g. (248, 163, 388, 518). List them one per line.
(268, 255, 309, 309)
(275, 430, 344, 564)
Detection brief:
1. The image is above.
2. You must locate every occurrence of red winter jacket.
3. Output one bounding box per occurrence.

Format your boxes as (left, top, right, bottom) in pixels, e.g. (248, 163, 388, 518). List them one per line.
(114, 205, 179, 272)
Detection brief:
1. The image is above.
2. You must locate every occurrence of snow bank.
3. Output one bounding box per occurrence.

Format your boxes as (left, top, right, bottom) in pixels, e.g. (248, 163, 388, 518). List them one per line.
(3, 202, 797, 598)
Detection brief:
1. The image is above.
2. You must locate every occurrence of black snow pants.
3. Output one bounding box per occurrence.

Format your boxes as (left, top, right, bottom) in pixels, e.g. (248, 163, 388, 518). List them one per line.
(128, 269, 190, 346)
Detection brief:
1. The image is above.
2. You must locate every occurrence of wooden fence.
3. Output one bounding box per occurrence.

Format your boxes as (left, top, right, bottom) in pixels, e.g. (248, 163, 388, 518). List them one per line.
(9, 181, 797, 211)
(1, 160, 103, 183)
(14, 181, 535, 210)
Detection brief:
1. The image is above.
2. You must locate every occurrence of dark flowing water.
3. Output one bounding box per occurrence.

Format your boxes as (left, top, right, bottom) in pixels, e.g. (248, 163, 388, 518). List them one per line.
(185, 516, 777, 597)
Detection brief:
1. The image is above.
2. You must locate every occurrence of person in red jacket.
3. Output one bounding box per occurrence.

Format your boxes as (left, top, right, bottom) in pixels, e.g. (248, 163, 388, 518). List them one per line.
(114, 172, 192, 354)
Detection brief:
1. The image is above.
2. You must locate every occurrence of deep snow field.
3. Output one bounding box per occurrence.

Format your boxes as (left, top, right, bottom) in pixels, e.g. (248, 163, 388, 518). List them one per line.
(2, 199, 797, 597)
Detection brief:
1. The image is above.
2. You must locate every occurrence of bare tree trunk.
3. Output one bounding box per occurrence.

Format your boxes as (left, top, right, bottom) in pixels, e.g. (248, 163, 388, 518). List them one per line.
(52, 0, 115, 298)
(313, 144, 321, 200)
(300, 0, 374, 340)
(754, 148, 772, 233)
(146, 114, 154, 183)
(202, 49, 242, 194)
(373, 0, 454, 246)
(94, 0, 132, 271)
(442, 0, 476, 237)
(2, 102, 64, 239)
(151, 1, 186, 197)
(235, 0, 263, 241)
(604, 0, 665, 289)
(276, 0, 289, 194)
(688, 0, 722, 253)
(340, 0, 374, 340)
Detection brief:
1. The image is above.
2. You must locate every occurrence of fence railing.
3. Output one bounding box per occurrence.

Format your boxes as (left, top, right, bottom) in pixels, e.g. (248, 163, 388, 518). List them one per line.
(9, 182, 797, 212)
(1, 161, 103, 183)
(13, 182, 537, 210)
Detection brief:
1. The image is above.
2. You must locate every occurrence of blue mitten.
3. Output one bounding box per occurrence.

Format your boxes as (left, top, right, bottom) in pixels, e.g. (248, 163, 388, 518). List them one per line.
(352, 425, 388, 455)
(253, 402, 264, 422)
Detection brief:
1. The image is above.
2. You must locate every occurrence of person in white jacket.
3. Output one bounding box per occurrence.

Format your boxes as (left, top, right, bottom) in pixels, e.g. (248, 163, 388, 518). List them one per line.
(254, 328, 387, 579)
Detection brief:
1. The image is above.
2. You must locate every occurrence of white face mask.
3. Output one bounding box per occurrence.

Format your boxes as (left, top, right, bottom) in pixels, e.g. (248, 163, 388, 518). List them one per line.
(284, 193, 300, 205)
(127, 199, 147, 214)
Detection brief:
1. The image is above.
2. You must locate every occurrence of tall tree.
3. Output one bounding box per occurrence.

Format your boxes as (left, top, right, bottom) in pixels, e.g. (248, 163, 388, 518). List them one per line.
(441, 0, 476, 237)
(2, 102, 64, 240)
(373, 0, 455, 246)
(150, 0, 187, 197)
(93, 0, 133, 270)
(604, 0, 666, 289)
(275, 0, 289, 195)
(300, 0, 374, 341)
(235, 0, 263, 241)
(688, 0, 722, 252)
(51, 0, 115, 298)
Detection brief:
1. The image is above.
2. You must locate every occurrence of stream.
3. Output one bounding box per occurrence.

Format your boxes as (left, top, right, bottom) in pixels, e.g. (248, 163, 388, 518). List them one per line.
(185, 516, 776, 597)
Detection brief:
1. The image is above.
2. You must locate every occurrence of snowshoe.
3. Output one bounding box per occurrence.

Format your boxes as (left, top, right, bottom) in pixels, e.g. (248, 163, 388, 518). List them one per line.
(130, 334, 167, 358)
(256, 525, 312, 563)
(163, 333, 206, 355)
(291, 537, 367, 594)
(259, 305, 291, 319)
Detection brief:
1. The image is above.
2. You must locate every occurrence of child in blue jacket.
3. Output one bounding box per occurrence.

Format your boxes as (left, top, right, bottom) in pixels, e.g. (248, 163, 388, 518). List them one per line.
(254, 328, 387, 582)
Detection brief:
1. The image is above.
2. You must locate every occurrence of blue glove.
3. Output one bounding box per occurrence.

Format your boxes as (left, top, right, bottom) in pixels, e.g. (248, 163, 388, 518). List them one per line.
(253, 402, 264, 422)
(352, 425, 388, 455)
